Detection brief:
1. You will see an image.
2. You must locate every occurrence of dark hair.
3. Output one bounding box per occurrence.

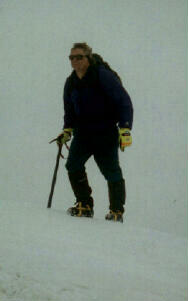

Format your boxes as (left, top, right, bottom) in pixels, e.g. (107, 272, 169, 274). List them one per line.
(71, 42, 92, 59)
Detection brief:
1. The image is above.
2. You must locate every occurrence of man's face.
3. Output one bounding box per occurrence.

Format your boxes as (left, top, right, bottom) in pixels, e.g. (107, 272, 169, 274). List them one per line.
(69, 48, 90, 74)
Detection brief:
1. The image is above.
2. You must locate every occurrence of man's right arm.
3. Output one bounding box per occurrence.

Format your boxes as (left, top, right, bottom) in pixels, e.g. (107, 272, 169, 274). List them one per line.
(63, 78, 75, 130)
(56, 79, 74, 145)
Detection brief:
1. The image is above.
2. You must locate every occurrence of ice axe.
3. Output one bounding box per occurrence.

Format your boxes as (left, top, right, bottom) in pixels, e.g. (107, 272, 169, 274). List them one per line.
(47, 138, 69, 208)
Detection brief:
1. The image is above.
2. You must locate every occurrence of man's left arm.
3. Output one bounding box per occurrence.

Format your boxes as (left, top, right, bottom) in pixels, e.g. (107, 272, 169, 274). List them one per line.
(99, 68, 133, 150)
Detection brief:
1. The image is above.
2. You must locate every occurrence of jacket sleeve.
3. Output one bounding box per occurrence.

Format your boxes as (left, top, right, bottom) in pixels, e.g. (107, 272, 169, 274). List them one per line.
(99, 68, 133, 130)
(63, 78, 76, 129)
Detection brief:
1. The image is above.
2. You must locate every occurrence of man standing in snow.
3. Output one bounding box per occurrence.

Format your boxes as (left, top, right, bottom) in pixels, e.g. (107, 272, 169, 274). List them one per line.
(57, 42, 133, 222)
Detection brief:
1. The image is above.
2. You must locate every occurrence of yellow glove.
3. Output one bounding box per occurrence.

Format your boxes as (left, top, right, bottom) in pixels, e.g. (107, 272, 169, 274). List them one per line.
(119, 128, 132, 151)
(57, 128, 72, 145)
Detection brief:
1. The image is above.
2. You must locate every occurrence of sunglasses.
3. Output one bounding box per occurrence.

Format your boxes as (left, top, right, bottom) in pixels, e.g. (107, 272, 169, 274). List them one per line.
(69, 54, 87, 61)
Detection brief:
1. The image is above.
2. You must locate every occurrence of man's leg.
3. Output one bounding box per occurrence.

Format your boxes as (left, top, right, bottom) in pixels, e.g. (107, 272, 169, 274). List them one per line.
(65, 136, 94, 217)
(93, 134, 126, 221)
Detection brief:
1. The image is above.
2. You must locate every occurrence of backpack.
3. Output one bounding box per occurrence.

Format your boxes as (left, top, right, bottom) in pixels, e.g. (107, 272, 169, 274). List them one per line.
(91, 53, 122, 84)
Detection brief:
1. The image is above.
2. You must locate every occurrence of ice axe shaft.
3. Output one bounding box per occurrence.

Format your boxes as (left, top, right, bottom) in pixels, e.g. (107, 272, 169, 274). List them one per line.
(47, 143, 62, 208)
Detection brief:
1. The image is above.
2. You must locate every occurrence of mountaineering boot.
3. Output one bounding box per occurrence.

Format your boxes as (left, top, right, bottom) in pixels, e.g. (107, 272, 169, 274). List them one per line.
(105, 179, 126, 223)
(67, 170, 94, 217)
(105, 210, 123, 222)
(67, 198, 94, 217)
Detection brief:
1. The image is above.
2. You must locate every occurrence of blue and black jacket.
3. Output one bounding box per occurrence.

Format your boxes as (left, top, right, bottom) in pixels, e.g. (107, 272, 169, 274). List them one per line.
(63, 64, 133, 135)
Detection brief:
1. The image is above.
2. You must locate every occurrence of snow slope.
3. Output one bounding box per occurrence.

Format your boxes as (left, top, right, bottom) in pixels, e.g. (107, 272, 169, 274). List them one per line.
(0, 0, 187, 300)
(0, 199, 187, 301)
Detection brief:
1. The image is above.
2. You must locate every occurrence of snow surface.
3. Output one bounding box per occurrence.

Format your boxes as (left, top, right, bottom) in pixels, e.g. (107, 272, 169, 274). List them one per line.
(0, 199, 187, 301)
(0, 0, 187, 300)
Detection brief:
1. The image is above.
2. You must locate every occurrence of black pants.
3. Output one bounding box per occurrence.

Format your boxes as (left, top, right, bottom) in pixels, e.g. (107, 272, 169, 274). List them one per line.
(65, 130, 123, 183)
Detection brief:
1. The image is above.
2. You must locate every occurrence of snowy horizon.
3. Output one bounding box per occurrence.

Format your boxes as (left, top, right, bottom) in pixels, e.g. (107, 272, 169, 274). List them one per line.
(0, 0, 187, 300)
